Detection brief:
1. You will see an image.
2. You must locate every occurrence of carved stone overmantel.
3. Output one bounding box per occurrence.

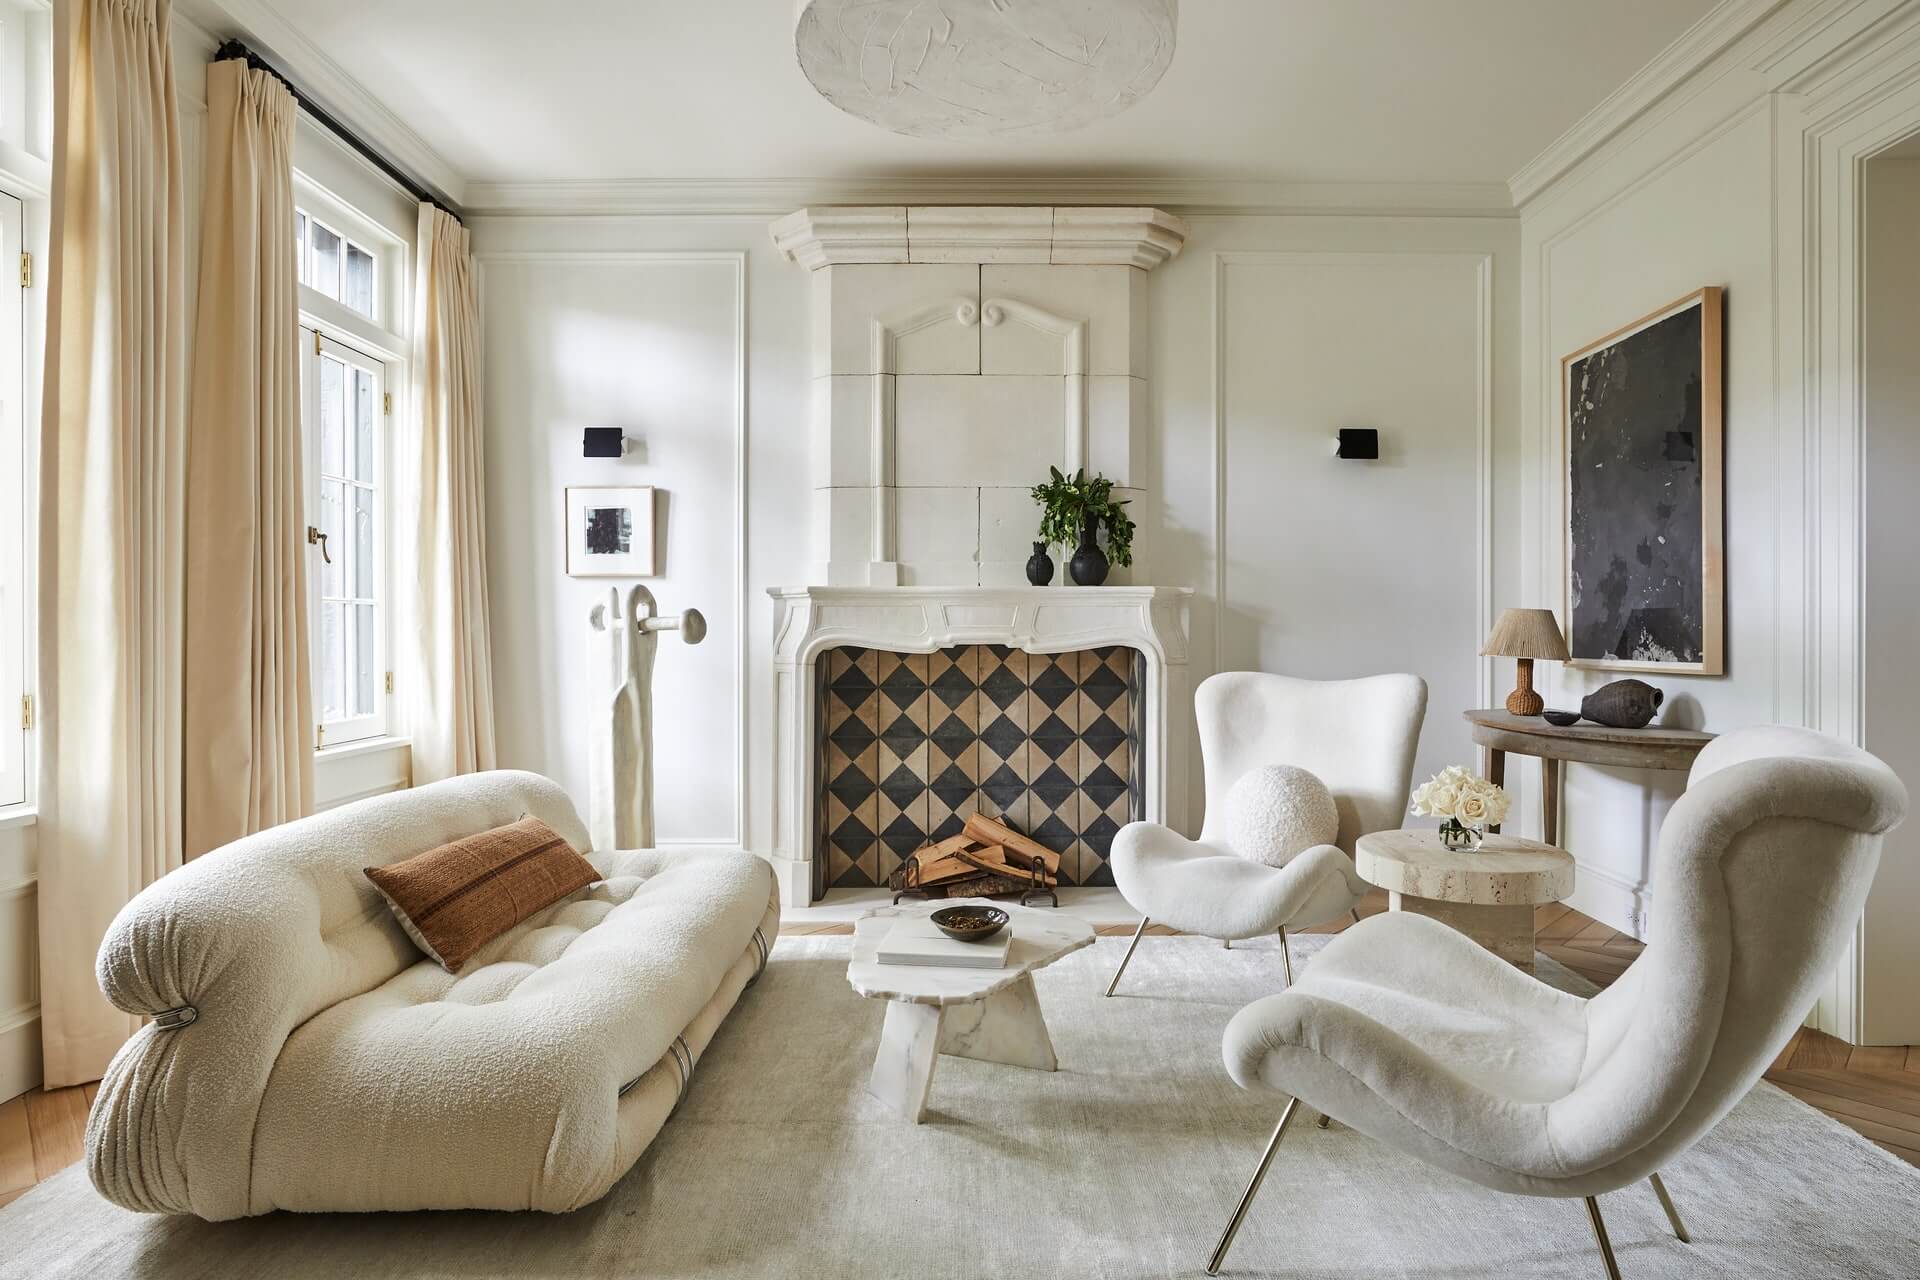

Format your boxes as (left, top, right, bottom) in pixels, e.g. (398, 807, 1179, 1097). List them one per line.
(765, 585, 1193, 907)
(781, 205, 1178, 589)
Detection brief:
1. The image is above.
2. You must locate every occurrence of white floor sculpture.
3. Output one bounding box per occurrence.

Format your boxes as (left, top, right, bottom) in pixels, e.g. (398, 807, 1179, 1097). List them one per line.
(587, 584, 706, 851)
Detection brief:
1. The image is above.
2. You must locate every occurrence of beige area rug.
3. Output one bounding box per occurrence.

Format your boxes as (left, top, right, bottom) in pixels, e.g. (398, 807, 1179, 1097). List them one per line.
(2, 934, 1916, 1279)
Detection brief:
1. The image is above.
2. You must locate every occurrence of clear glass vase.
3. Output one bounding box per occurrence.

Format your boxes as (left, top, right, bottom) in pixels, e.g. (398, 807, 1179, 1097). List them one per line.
(1438, 818, 1485, 852)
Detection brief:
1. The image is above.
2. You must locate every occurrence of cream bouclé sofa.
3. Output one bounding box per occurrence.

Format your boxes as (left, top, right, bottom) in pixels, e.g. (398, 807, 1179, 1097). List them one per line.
(85, 770, 779, 1219)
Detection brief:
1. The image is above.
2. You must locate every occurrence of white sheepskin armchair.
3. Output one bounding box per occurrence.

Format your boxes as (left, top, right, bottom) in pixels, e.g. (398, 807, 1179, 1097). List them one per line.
(1205, 724, 1908, 1278)
(1105, 671, 1428, 994)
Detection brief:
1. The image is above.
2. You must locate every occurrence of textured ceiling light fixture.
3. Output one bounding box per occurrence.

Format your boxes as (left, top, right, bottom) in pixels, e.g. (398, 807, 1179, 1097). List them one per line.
(795, 0, 1178, 139)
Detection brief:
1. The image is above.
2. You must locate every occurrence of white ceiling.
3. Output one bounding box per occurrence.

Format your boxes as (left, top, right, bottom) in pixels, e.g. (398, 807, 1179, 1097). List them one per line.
(227, 0, 1719, 193)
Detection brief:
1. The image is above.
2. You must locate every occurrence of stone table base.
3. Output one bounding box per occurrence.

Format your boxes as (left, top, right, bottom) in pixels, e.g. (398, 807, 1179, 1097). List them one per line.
(1388, 892, 1537, 972)
(865, 973, 1058, 1123)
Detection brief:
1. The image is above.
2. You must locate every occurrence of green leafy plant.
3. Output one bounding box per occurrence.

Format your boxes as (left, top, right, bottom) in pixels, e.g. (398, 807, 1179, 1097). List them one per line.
(1029, 467, 1135, 568)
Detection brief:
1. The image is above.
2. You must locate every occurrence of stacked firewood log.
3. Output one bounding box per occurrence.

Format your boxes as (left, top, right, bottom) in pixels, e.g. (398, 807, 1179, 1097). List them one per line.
(885, 814, 1062, 899)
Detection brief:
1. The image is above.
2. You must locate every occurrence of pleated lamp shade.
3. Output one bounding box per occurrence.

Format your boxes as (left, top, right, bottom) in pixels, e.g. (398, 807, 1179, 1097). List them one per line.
(1481, 608, 1568, 717)
(1480, 608, 1570, 660)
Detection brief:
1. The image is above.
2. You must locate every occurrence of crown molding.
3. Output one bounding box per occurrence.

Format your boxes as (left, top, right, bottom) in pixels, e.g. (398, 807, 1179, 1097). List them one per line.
(173, 0, 466, 206)
(770, 205, 1190, 268)
(1506, 0, 1790, 209)
(461, 177, 1517, 220)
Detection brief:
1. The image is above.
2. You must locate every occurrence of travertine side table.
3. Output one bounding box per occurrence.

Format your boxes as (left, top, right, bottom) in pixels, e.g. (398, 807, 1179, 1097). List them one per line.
(1355, 831, 1575, 972)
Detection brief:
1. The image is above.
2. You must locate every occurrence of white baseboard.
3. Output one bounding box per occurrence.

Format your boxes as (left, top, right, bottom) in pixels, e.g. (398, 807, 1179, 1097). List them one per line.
(0, 1005, 41, 1102)
(1563, 860, 1650, 943)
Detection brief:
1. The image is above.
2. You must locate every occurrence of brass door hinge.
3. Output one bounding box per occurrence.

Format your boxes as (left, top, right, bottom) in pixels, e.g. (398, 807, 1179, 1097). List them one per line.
(382, 392, 392, 416)
(316, 722, 326, 749)
(18, 253, 30, 289)
(18, 695, 29, 730)
(384, 671, 394, 694)
(314, 330, 322, 355)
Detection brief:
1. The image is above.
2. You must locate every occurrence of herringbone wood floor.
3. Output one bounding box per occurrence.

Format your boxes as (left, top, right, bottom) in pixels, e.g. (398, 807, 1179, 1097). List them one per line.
(5, 893, 1916, 1208)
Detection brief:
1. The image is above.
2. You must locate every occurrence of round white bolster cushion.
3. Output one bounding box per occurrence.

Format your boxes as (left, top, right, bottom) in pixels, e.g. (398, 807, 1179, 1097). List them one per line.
(1224, 764, 1339, 868)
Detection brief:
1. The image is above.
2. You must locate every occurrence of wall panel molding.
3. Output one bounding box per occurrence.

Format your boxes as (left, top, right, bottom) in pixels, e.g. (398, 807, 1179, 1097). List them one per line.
(471, 250, 748, 847)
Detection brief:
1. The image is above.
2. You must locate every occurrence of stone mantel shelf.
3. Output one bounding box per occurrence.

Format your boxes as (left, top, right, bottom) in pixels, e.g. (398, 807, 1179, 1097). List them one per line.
(765, 585, 1193, 909)
(768, 585, 1192, 667)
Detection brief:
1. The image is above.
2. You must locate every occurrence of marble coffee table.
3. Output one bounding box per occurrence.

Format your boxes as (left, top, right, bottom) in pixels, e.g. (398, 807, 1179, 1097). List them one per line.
(849, 901, 1094, 1123)
(1355, 830, 1576, 972)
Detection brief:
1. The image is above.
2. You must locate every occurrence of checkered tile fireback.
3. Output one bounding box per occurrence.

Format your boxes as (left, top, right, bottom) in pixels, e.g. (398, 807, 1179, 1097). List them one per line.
(815, 645, 1144, 894)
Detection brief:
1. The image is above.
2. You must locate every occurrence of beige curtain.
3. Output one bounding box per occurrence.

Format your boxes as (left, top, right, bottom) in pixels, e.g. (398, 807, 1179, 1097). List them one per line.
(37, 0, 189, 1087)
(182, 61, 311, 858)
(408, 206, 496, 782)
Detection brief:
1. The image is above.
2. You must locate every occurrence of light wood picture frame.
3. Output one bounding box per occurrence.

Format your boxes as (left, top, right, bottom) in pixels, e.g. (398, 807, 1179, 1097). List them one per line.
(565, 485, 657, 578)
(1562, 286, 1724, 675)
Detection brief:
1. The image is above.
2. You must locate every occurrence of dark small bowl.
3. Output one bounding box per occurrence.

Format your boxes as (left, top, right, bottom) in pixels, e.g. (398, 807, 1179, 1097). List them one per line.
(1542, 709, 1581, 727)
(929, 905, 1010, 942)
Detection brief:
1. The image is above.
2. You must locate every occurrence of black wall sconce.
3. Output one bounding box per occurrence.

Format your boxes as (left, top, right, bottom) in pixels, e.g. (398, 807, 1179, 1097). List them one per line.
(1334, 428, 1379, 460)
(583, 427, 631, 459)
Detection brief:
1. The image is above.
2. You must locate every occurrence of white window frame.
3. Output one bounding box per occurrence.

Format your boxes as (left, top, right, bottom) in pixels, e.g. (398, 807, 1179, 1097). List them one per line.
(301, 327, 393, 748)
(294, 174, 409, 758)
(0, 188, 25, 807)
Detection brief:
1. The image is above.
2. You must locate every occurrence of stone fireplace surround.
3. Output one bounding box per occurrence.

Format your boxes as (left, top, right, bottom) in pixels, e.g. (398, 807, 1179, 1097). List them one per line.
(767, 586, 1190, 907)
(764, 209, 1195, 907)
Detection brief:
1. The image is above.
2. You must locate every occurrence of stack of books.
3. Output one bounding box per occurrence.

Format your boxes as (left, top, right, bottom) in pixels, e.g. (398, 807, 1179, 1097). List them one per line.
(876, 915, 1012, 969)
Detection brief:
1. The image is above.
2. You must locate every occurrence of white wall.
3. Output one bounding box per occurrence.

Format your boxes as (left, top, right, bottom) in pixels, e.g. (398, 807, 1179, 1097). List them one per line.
(1862, 155, 1920, 1045)
(1512, 0, 1920, 1041)
(481, 250, 746, 843)
(471, 210, 1520, 857)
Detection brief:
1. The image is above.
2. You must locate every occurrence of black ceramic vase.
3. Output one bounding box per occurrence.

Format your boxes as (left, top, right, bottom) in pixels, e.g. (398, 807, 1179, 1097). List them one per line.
(1069, 516, 1110, 586)
(1581, 678, 1664, 729)
(1025, 541, 1055, 586)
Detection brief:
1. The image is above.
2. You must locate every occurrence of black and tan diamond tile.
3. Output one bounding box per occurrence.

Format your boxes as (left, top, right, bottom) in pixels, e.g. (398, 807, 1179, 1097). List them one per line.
(872, 650, 930, 884)
(820, 647, 879, 889)
(1128, 647, 1147, 823)
(925, 646, 978, 841)
(974, 645, 1029, 834)
(1025, 651, 1082, 882)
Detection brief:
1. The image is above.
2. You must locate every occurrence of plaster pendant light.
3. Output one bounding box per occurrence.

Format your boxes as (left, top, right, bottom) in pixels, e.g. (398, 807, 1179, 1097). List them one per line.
(795, 0, 1177, 139)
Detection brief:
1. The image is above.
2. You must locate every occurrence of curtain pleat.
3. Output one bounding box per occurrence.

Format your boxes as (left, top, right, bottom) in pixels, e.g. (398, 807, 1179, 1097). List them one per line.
(182, 60, 311, 857)
(37, 0, 189, 1087)
(409, 206, 497, 782)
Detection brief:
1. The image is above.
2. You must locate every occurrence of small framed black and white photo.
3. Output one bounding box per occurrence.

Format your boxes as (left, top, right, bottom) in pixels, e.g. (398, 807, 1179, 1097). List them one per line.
(565, 485, 656, 577)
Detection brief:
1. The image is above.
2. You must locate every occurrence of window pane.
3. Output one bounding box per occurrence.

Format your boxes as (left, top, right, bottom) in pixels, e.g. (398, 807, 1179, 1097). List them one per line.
(353, 604, 376, 715)
(353, 368, 375, 482)
(319, 356, 345, 477)
(320, 601, 345, 722)
(321, 479, 346, 598)
(345, 243, 375, 318)
(311, 221, 342, 301)
(352, 485, 374, 599)
(295, 211, 307, 284)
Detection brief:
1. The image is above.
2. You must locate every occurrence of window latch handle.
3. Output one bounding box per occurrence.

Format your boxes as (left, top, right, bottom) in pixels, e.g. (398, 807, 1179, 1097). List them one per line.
(307, 525, 332, 564)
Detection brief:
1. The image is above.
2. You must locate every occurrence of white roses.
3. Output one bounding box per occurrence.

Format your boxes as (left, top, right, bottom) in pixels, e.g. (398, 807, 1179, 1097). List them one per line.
(1410, 765, 1511, 829)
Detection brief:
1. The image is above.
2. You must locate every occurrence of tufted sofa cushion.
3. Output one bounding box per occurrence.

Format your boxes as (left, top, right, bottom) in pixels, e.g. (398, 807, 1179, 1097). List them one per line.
(87, 771, 778, 1218)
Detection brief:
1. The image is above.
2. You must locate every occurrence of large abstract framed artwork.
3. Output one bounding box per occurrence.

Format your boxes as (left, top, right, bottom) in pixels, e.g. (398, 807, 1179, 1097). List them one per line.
(1562, 287, 1724, 674)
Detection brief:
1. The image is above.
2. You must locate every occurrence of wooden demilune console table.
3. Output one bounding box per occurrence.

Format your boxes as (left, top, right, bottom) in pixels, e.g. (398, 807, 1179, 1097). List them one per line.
(1463, 709, 1714, 846)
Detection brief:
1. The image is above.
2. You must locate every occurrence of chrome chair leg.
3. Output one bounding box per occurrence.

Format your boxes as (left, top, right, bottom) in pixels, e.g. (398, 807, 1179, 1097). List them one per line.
(1583, 1197, 1623, 1280)
(1648, 1172, 1690, 1243)
(1223, 938, 1231, 949)
(1314, 1111, 1332, 1130)
(1277, 925, 1294, 987)
(1206, 1097, 1301, 1276)
(1351, 908, 1363, 925)
(1105, 917, 1149, 997)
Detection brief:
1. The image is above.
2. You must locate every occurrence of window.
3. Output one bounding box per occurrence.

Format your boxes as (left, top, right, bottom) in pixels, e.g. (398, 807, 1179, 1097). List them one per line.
(0, 189, 22, 805)
(300, 328, 388, 747)
(296, 207, 379, 322)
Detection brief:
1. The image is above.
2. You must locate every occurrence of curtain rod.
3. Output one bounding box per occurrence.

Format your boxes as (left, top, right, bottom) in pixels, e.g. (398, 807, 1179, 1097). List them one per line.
(213, 38, 462, 223)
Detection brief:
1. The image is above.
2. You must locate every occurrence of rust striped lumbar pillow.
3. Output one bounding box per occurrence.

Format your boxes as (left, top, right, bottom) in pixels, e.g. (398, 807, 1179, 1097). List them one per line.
(364, 815, 599, 972)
